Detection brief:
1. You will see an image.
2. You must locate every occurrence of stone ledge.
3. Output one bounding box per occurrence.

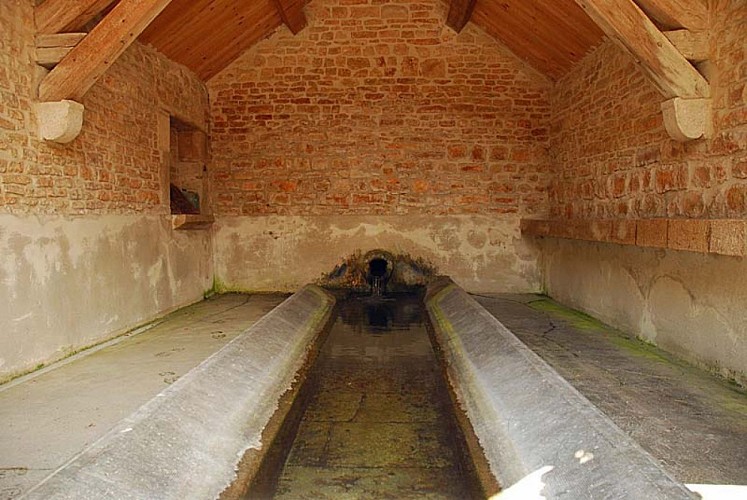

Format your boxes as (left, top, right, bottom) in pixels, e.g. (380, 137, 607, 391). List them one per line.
(172, 214, 215, 230)
(521, 218, 747, 257)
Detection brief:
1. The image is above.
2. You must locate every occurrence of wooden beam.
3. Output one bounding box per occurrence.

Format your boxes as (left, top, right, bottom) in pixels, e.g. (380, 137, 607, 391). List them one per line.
(35, 0, 118, 34)
(574, 0, 709, 99)
(633, 0, 708, 31)
(36, 32, 87, 48)
(446, 0, 477, 33)
(39, 0, 174, 102)
(664, 29, 709, 62)
(271, 0, 307, 35)
(35, 33, 86, 69)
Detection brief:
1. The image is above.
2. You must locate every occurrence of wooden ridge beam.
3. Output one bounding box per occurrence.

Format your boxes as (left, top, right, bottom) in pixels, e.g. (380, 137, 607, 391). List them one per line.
(271, 0, 307, 35)
(633, 0, 708, 31)
(574, 0, 709, 99)
(39, 0, 174, 102)
(35, 0, 118, 34)
(446, 0, 477, 33)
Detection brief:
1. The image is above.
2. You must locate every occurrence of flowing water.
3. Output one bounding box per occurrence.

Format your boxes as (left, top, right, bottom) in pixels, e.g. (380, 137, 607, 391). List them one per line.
(272, 294, 479, 499)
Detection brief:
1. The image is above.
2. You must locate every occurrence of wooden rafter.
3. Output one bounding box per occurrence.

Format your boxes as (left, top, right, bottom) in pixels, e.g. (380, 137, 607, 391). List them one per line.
(633, 0, 708, 31)
(271, 0, 307, 35)
(446, 0, 477, 33)
(39, 0, 174, 102)
(574, 0, 709, 99)
(35, 0, 118, 34)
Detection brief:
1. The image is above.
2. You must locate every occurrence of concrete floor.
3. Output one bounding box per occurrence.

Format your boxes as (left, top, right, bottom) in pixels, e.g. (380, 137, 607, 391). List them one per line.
(275, 296, 476, 499)
(474, 293, 747, 486)
(0, 293, 287, 499)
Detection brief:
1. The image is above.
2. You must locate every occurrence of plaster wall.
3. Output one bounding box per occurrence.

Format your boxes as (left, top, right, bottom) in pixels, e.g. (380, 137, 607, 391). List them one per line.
(541, 239, 747, 385)
(0, 214, 212, 382)
(213, 215, 541, 294)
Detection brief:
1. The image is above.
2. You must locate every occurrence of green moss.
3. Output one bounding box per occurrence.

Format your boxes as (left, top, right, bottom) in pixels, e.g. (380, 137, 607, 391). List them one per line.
(529, 296, 747, 406)
(203, 276, 223, 298)
(528, 297, 608, 332)
(529, 297, 673, 364)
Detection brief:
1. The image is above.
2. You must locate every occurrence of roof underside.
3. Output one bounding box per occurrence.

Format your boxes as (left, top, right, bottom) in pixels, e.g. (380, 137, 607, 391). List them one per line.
(138, 0, 605, 81)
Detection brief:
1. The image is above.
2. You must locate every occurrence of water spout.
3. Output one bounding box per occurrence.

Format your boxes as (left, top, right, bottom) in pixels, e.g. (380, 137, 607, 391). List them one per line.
(368, 258, 388, 296)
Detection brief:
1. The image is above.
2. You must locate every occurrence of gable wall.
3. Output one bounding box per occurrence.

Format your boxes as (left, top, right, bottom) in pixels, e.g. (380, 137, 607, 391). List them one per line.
(208, 0, 551, 293)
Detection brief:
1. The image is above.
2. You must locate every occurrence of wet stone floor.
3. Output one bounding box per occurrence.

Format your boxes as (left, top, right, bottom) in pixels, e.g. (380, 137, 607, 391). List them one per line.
(274, 295, 475, 499)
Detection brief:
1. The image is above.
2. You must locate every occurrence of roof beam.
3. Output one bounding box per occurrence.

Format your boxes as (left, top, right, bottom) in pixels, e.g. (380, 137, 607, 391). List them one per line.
(446, 0, 477, 33)
(574, 0, 709, 99)
(633, 0, 708, 31)
(39, 0, 174, 102)
(35, 0, 118, 34)
(271, 0, 307, 35)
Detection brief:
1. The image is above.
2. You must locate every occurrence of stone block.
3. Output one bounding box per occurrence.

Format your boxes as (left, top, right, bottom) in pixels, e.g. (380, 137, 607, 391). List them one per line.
(610, 220, 637, 245)
(520, 219, 550, 237)
(590, 220, 612, 242)
(636, 219, 668, 248)
(709, 220, 746, 257)
(667, 219, 709, 253)
(35, 100, 84, 144)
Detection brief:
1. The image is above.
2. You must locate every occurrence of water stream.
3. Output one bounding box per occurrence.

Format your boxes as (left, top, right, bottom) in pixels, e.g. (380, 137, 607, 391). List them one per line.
(271, 294, 479, 499)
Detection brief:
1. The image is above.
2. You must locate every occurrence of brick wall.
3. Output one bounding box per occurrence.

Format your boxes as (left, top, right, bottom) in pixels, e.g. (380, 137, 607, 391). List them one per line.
(208, 0, 551, 217)
(548, 0, 747, 221)
(0, 0, 208, 215)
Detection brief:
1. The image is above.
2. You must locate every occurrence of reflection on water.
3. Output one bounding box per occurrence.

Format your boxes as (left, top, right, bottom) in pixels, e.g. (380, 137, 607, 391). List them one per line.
(274, 294, 478, 499)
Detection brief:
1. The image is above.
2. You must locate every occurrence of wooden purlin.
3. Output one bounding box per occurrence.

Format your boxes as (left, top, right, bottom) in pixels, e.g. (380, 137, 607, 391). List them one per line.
(35, 0, 118, 34)
(633, 0, 708, 30)
(446, 0, 478, 33)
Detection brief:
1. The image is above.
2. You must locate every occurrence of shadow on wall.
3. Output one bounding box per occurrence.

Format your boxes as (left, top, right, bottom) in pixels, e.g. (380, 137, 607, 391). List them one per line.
(319, 249, 437, 293)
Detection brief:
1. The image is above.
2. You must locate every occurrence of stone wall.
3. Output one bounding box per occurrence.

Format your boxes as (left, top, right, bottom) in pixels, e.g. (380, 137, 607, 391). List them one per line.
(548, 1, 746, 220)
(542, 0, 747, 383)
(0, 0, 212, 381)
(207, 0, 549, 292)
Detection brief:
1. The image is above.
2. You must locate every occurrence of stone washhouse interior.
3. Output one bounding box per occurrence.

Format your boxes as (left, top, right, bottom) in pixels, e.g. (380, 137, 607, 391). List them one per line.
(0, 0, 745, 499)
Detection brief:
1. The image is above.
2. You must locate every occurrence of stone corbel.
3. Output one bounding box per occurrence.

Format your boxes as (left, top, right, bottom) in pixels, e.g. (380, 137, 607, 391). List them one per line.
(35, 100, 84, 144)
(661, 97, 712, 142)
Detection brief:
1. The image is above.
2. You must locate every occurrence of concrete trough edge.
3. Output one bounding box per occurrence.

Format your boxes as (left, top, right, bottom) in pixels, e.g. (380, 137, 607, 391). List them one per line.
(21, 284, 336, 500)
(425, 278, 696, 500)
